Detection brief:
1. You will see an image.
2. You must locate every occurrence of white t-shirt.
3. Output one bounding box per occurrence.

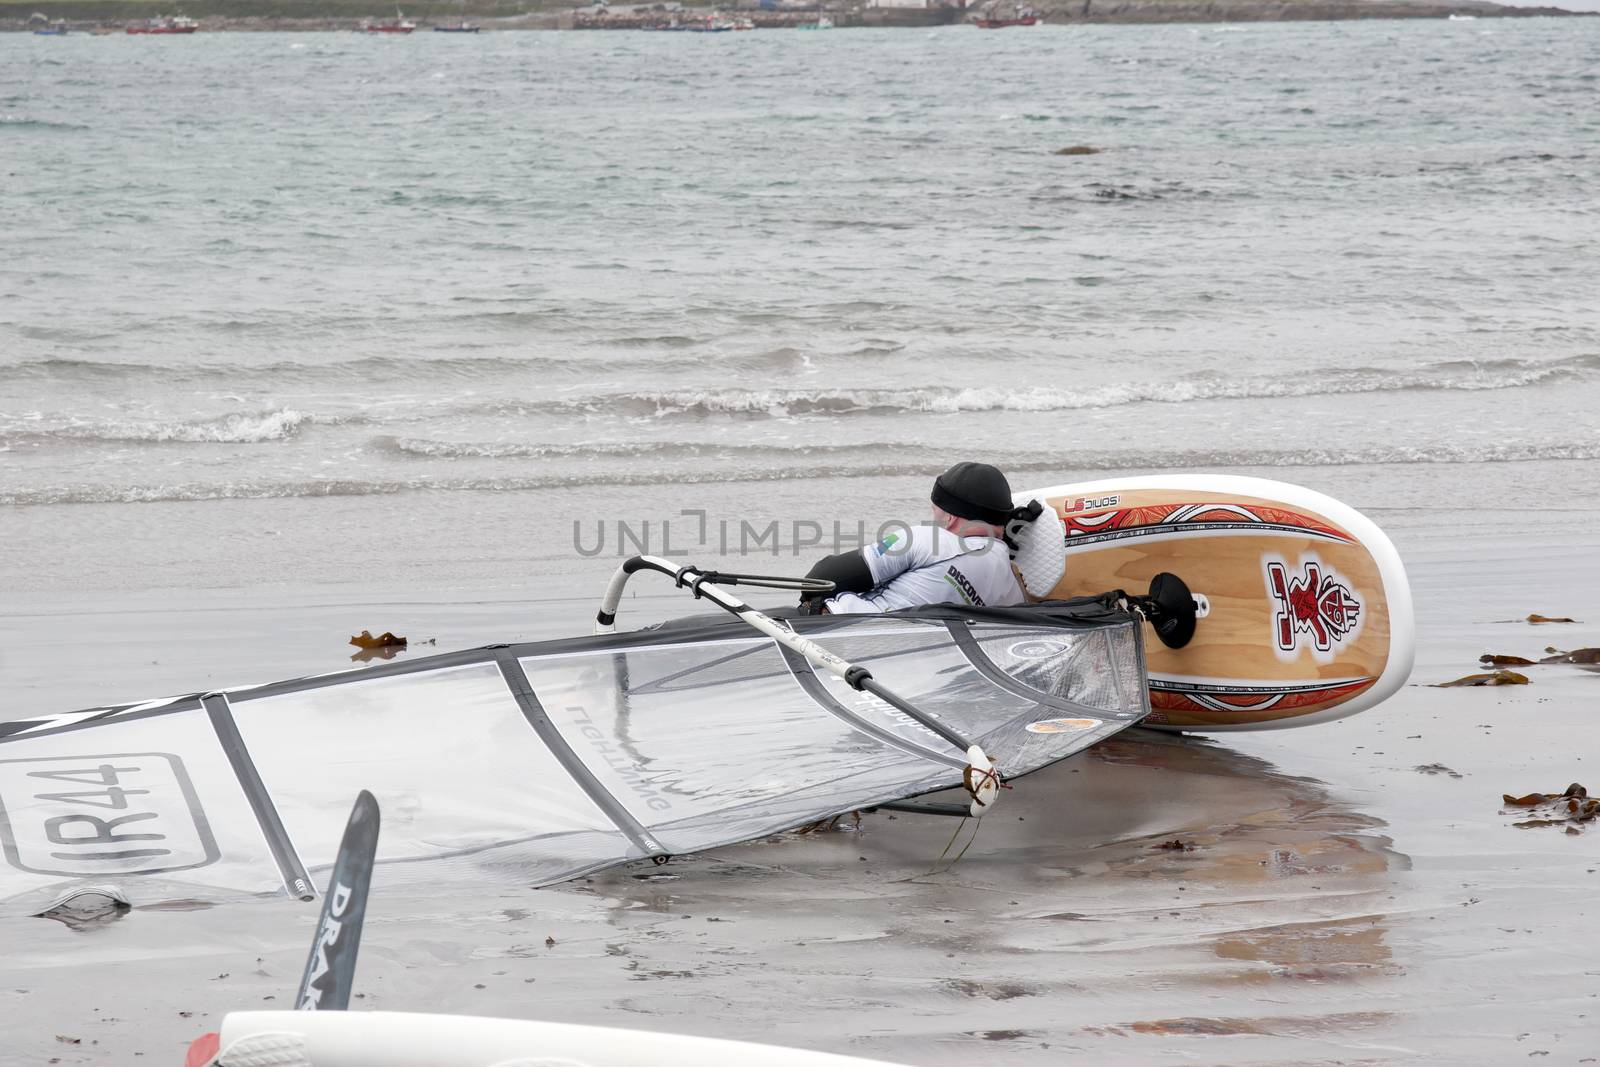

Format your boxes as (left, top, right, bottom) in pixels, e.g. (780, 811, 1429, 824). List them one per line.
(825, 525, 1024, 615)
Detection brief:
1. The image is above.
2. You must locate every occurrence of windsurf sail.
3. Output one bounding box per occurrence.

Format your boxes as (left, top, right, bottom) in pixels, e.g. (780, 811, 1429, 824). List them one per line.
(595, 556, 1005, 813)
(0, 569, 1149, 915)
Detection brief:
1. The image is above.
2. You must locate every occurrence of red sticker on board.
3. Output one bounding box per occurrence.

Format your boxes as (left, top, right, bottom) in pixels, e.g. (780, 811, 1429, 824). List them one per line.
(1266, 560, 1363, 653)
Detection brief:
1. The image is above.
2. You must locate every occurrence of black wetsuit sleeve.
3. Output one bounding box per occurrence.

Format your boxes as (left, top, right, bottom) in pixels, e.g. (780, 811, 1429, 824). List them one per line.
(800, 550, 875, 603)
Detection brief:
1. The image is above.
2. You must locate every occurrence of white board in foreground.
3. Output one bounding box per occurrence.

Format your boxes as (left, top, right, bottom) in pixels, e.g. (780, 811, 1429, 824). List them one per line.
(198, 1010, 907, 1067)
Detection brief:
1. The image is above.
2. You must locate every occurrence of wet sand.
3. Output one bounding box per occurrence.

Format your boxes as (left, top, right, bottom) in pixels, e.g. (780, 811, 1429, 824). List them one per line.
(2, 522, 1598, 1065)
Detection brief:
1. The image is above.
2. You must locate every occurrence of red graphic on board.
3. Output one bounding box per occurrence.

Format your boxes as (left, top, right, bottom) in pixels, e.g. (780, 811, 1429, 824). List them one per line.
(1149, 677, 1375, 715)
(1058, 501, 1352, 543)
(1266, 561, 1362, 653)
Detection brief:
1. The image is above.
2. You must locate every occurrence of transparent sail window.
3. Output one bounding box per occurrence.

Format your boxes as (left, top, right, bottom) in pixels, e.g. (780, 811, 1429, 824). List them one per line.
(232, 662, 630, 884)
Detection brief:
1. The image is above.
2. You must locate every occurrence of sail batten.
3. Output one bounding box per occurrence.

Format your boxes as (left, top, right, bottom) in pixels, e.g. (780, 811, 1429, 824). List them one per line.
(495, 651, 668, 859)
(203, 692, 315, 901)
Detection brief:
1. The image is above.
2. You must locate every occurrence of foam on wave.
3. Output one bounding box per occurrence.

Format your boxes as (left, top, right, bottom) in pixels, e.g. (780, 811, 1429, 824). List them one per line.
(542, 355, 1600, 418)
(2, 409, 310, 445)
(0, 117, 90, 132)
(9, 440, 1597, 507)
(6, 353, 1592, 406)
(368, 436, 887, 460)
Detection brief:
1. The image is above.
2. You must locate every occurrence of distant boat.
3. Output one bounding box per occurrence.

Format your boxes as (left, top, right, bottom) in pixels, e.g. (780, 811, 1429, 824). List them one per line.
(33, 20, 69, 34)
(975, 15, 1038, 27)
(433, 21, 480, 31)
(796, 14, 833, 28)
(126, 14, 198, 33)
(361, 16, 416, 32)
(1446, 12, 1477, 18)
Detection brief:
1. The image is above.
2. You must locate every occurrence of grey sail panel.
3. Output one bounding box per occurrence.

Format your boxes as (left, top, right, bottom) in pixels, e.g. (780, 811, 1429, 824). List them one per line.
(519, 640, 956, 857)
(522, 613, 1149, 860)
(782, 615, 1151, 821)
(495, 651, 667, 858)
(227, 661, 641, 892)
(776, 644, 969, 771)
(0, 601, 1149, 914)
(958, 621, 1150, 767)
(798, 617, 1149, 769)
(965, 622, 1144, 722)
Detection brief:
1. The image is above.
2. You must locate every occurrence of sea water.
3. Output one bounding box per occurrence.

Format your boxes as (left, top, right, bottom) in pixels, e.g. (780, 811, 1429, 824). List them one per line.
(2, 20, 1598, 596)
(3, 24, 1600, 1065)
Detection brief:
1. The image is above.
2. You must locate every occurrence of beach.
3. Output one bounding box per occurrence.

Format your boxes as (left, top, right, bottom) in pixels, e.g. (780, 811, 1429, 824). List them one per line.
(3, 18, 1600, 1065)
(2, 525, 1598, 1064)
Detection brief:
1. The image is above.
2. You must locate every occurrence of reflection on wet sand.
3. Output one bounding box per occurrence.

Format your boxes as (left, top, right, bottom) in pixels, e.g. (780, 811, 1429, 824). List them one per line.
(1084, 1009, 1392, 1037)
(1066, 731, 1405, 993)
(1214, 914, 1393, 980)
(568, 728, 1410, 1062)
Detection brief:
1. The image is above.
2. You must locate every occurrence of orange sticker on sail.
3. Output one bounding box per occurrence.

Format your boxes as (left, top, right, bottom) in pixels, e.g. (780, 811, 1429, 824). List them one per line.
(1025, 717, 1102, 734)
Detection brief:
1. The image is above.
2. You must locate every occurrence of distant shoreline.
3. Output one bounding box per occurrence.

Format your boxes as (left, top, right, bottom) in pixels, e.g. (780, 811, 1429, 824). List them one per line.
(4, 0, 1595, 33)
(6, 0, 1593, 33)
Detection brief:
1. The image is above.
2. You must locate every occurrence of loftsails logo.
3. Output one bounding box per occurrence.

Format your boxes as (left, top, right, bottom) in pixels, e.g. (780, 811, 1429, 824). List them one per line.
(298, 879, 354, 1009)
(1266, 558, 1362, 655)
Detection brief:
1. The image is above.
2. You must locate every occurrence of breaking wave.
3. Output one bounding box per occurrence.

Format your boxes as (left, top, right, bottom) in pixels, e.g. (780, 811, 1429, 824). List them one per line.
(368, 436, 889, 460)
(526, 355, 1600, 419)
(8, 440, 1598, 506)
(5, 353, 1591, 406)
(0, 117, 89, 132)
(2, 409, 310, 445)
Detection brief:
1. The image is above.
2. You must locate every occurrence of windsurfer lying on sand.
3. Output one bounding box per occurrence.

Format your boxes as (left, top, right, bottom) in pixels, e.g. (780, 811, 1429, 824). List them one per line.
(799, 462, 1041, 615)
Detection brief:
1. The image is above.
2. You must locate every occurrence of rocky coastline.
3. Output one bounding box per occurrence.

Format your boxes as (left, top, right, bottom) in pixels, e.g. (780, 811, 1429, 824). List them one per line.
(2, 0, 1590, 33)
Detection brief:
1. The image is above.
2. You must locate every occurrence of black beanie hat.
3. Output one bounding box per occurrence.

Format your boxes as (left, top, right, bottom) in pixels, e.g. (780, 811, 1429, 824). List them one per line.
(931, 462, 1015, 525)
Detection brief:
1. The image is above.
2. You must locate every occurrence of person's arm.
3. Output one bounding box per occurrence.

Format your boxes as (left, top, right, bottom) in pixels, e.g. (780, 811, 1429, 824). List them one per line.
(861, 526, 937, 587)
(797, 528, 936, 615)
(822, 529, 947, 615)
(800, 550, 874, 602)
